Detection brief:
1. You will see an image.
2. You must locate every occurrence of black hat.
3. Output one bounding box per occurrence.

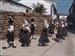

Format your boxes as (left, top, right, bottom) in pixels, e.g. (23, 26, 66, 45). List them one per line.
(31, 18, 34, 22)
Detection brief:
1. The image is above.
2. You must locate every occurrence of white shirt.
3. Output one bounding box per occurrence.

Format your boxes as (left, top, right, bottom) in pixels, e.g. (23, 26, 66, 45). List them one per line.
(25, 26, 31, 33)
(44, 19, 49, 28)
(8, 25, 14, 32)
(61, 24, 65, 28)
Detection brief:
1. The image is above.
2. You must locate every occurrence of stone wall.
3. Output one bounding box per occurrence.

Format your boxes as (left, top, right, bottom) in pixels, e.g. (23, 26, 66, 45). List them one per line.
(0, 11, 52, 39)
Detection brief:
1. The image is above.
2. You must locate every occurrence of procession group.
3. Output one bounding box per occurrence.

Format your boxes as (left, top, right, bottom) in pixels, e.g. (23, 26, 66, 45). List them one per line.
(3, 16, 68, 49)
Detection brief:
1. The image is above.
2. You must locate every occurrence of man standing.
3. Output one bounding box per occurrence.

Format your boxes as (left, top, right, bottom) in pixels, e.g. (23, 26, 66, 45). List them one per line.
(30, 18, 36, 39)
(6, 24, 16, 48)
(3, 16, 16, 49)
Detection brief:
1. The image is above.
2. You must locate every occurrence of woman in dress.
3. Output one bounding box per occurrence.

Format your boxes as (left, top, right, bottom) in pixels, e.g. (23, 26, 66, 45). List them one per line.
(48, 21, 55, 37)
(38, 25, 50, 46)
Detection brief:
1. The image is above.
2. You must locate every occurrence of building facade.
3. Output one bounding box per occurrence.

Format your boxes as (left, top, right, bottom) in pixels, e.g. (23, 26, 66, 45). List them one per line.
(0, 0, 32, 36)
(0, 0, 32, 13)
(44, 0, 73, 20)
(45, 0, 73, 15)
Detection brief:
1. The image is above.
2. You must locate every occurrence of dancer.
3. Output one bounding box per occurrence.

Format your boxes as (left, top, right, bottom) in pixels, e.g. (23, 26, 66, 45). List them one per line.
(19, 19, 31, 47)
(38, 19, 50, 46)
(48, 21, 55, 37)
(38, 25, 50, 46)
(3, 17, 16, 49)
(30, 18, 36, 39)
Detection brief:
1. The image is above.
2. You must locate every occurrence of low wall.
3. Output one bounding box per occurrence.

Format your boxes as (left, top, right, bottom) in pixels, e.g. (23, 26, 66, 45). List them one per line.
(0, 11, 52, 39)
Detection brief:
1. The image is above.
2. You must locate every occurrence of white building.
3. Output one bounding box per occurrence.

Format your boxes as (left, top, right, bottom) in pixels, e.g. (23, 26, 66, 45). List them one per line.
(44, 0, 69, 20)
(44, 0, 57, 20)
(59, 14, 68, 20)
(18, 0, 54, 15)
(0, 0, 32, 13)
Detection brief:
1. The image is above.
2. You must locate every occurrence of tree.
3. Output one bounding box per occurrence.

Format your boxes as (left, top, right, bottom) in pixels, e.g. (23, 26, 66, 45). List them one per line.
(33, 2, 46, 14)
(67, 0, 75, 27)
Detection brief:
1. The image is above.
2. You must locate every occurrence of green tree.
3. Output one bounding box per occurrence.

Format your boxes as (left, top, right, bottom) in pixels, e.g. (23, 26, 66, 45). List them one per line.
(33, 2, 46, 14)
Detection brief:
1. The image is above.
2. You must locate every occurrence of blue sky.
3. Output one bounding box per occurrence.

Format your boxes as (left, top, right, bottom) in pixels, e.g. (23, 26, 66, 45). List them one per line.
(14, 0, 73, 15)
(18, 0, 52, 15)
(56, 0, 73, 14)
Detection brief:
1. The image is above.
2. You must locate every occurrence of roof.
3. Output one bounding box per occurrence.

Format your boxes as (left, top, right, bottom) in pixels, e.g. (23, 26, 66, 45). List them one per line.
(2, 0, 32, 10)
(44, 0, 56, 2)
(11, 1, 32, 10)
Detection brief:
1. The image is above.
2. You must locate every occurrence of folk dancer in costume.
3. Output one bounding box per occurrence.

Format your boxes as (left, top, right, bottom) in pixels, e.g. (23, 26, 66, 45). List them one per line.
(48, 21, 55, 37)
(19, 19, 31, 47)
(30, 18, 36, 39)
(38, 19, 50, 46)
(6, 24, 16, 48)
(60, 20, 68, 39)
(53, 21, 66, 42)
(3, 16, 16, 49)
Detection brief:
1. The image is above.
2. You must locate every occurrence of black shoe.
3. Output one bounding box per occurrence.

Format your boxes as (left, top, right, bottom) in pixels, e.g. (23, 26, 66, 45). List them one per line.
(11, 43, 16, 48)
(61, 38, 65, 40)
(56, 40, 59, 42)
(2, 47, 8, 49)
(19, 40, 22, 42)
(32, 37, 36, 39)
(38, 44, 41, 46)
(12, 46, 16, 48)
(21, 44, 25, 47)
(41, 44, 46, 46)
(26, 44, 30, 47)
(53, 38, 59, 42)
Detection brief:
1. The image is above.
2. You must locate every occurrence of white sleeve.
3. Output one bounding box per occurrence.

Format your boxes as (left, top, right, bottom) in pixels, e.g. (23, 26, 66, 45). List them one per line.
(10, 25, 14, 31)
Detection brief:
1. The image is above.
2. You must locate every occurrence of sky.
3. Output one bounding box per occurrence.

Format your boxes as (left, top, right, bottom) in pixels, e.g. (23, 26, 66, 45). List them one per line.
(13, 0, 73, 15)
(13, 0, 53, 15)
(56, 0, 73, 14)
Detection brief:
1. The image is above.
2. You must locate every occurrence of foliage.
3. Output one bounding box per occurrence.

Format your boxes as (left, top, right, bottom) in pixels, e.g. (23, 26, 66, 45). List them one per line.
(33, 2, 46, 14)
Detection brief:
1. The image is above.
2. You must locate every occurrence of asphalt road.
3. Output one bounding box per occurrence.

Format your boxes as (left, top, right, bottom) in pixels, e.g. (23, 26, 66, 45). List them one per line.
(0, 32, 75, 56)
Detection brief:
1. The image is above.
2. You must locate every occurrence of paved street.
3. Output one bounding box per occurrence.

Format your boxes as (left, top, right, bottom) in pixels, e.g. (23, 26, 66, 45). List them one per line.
(0, 32, 75, 56)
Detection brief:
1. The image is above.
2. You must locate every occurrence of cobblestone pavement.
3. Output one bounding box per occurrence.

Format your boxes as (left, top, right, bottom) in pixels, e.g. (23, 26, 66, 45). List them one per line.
(0, 32, 75, 56)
